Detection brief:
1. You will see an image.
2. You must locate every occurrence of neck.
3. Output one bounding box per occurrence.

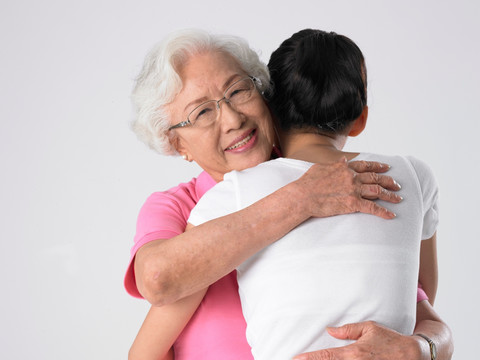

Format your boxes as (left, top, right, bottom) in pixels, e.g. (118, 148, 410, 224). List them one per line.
(280, 131, 356, 163)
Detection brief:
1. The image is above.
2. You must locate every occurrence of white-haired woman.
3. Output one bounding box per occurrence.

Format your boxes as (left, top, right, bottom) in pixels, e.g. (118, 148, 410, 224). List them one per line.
(125, 29, 452, 360)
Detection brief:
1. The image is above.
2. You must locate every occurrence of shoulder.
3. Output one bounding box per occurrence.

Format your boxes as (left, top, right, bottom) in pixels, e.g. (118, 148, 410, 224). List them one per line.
(355, 152, 438, 196)
(136, 172, 216, 232)
(404, 156, 437, 185)
(355, 153, 435, 181)
(143, 171, 215, 213)
(143, 181, 197, 216)
(225, 158, 310, 185)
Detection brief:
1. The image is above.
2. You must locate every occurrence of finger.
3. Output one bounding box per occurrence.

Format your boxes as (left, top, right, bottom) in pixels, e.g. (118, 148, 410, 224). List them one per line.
(293, 348, 339, 360)
(356, 198, 396, 219)
(360, 184, 403, 203)
(348, 160, 391, 174)
(354, 172, 401, 191)
(326, 322, 370, 340)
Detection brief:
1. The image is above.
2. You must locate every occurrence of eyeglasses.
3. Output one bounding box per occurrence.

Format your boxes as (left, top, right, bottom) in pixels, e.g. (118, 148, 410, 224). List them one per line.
(168, 76, 261, 130)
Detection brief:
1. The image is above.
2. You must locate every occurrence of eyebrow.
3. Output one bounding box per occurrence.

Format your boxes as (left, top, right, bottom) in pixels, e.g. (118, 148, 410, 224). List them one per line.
(183, 74, 244, 113)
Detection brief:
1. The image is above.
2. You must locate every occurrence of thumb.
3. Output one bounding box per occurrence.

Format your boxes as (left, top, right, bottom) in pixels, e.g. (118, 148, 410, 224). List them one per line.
(327, 321, 369, 340)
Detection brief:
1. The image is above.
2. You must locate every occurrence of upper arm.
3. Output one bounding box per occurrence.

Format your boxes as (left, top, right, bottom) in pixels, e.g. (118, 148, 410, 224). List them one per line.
(418, 232, 438, 305)
(406, 157, 439, 305)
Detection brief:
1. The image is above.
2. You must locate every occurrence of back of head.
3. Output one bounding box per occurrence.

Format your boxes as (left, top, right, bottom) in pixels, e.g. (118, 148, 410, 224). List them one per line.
(267, 29, 367, 134)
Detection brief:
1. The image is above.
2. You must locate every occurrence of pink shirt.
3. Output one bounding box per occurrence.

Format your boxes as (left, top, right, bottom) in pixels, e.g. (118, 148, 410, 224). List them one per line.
(124, 171, 253, 359)
(125, 171, 428, 358)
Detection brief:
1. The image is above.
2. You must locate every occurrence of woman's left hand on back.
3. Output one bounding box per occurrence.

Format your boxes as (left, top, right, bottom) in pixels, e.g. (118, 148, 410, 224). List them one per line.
(293, 321, 423, 360)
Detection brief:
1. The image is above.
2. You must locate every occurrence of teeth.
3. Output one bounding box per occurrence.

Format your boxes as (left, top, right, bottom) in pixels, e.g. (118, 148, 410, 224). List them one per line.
(226, 132, 253, 150)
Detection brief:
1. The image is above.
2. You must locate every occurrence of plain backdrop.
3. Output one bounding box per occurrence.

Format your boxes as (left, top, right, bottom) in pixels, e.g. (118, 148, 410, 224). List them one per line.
(1, 0, 478, 359)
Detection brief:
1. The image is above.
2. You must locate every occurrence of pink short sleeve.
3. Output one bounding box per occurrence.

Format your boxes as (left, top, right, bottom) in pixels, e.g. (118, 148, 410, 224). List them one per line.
(417, 282, 429, 302)
(124, 172, 216, 298)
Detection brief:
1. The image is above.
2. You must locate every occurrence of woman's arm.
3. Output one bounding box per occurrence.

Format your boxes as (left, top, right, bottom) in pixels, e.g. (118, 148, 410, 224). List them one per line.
(128, 289, 207, 360)
(292, 231, 452, 360)
(135, 160, 403, 305)
(292, 301, 453, 360)
(413, 300, 454, 360)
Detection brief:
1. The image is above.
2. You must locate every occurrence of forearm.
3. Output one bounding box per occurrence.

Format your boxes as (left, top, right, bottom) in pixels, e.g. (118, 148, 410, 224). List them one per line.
(129, 289, 207, 359)
(413, 300, 454, 360)
(136, 180, 308, 305)
(136, 160, 400, 305)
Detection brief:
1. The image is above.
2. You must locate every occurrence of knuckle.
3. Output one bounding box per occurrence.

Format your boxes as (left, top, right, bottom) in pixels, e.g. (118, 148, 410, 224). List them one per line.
(367, 201, 378, 213)
(314, 349, 335, 360)
(365, 320, 380, 332)
(386, 189, 396, 198)
(377, 174, 387, 185)
(369, 172, 379, 183)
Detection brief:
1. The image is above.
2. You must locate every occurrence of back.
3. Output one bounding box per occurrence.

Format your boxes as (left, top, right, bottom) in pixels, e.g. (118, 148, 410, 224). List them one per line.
(189, 153, 439, 360)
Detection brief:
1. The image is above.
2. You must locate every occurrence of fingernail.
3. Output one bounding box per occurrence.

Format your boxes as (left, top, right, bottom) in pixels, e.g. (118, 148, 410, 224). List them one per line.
(387, 210, 397, 218)
(394, 181, 401, 189)
(293, 356, 307, 360)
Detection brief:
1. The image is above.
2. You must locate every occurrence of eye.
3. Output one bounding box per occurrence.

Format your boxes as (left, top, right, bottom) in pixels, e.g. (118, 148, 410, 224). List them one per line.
(195, 107, 213, 120)
(190, 102, 216, 123)
(230, 88, 248, 98)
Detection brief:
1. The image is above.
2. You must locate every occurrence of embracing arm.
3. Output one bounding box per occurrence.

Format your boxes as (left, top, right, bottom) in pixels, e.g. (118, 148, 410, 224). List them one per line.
(135, 160, 402, 306)
(293, 301, 453, 360)
(414, 300, 454, 360)
(293, 232, 452, 360)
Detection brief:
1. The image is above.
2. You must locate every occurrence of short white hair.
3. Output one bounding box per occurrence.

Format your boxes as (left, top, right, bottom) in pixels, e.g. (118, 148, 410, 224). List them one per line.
(131, 29, 271, 155)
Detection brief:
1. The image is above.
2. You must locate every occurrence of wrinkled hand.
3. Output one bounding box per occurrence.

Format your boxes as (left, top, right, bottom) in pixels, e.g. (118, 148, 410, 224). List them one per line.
(293, 321, 423, 360)
(295, 158, 402, 220)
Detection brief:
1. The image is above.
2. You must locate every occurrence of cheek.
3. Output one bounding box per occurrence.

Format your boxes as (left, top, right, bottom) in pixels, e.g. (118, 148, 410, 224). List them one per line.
(256, 105, 273, 135)
(259, 117, 274, 143)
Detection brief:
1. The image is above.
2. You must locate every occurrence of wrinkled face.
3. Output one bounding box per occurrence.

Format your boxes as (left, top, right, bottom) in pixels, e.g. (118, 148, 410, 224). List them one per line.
(167, 51, 275, 182)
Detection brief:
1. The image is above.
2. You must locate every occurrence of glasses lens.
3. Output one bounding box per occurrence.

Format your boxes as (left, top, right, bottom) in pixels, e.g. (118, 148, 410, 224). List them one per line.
(226, 78, 255, 106)
(188, 101, 217, 126)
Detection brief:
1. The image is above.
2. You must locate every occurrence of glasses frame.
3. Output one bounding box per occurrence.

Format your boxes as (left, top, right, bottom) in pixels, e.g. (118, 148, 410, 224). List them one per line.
(168, 76, 260, 131)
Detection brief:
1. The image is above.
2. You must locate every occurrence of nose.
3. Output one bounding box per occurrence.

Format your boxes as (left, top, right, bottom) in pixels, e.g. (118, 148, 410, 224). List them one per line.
(217, 99, 245, 132)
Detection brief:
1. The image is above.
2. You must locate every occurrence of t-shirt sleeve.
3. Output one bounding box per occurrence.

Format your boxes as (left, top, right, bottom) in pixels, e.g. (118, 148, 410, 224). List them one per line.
(189, 173, 239, 226)
(124, 190, 197, 298)
(417, 282, 429, 302)
(406, 156, 439, 240)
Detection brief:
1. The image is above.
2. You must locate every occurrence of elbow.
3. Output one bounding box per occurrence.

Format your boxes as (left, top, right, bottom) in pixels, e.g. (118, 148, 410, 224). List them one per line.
(127, 347, 137, 360)
(136, 256, 182, 306)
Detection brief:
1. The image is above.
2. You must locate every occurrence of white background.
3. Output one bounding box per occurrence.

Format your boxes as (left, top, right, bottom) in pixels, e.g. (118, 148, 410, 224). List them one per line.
(1, 0, 478, 359)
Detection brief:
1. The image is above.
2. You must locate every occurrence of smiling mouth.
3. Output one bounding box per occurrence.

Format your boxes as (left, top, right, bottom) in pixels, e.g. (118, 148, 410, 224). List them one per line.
(225, 130, 255, 151)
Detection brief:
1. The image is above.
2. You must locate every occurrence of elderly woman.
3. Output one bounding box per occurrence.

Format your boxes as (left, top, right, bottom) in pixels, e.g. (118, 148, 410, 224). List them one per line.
(126, 29, 453, 359)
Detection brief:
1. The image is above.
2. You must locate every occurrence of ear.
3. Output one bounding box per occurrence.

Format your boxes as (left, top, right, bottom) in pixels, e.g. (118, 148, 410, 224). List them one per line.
(348, 106, 368, 137)
(170, 135, 193, 161)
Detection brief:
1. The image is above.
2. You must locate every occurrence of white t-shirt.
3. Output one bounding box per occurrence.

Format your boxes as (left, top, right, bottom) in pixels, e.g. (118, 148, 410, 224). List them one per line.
(189, 153, 439, 360)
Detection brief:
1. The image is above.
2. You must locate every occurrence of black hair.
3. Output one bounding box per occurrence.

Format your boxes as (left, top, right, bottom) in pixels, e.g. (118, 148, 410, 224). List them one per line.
(267, 29, 367, 134)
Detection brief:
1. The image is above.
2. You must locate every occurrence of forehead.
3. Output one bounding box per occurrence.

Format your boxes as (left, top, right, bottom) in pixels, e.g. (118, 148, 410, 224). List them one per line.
(178, 51, 246, 94)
